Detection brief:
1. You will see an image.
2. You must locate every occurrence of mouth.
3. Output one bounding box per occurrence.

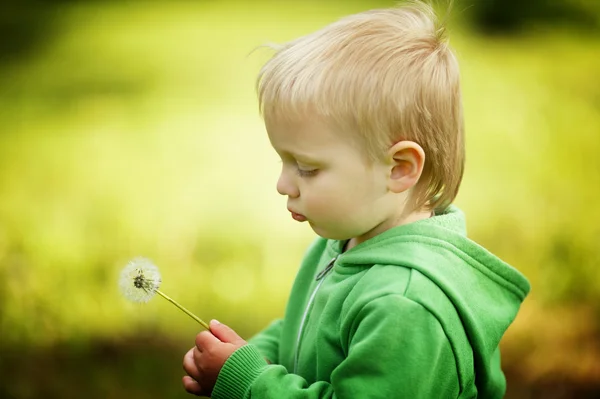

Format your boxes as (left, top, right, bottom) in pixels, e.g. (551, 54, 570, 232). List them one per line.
(289, 210, 307, 222)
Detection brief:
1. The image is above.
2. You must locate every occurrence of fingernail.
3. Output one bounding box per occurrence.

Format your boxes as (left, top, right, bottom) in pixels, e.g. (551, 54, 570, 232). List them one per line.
(212, 319, 220, 325)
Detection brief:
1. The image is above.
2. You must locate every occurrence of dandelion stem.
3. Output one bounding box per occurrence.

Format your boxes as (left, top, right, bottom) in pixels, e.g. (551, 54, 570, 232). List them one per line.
(154, 289, 210, 330)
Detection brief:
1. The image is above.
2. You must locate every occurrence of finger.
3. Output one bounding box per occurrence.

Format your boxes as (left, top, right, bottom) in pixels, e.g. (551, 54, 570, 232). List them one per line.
(193, 346, 202, 362)
(195, 330, 219, 350)
(210, 319, 245, 345)
(183, 348, 202, 381)
(182, 375, 202, 396)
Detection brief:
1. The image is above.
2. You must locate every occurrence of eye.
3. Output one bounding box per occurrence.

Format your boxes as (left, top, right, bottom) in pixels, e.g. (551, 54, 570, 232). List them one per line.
(296, 166, 318, 178)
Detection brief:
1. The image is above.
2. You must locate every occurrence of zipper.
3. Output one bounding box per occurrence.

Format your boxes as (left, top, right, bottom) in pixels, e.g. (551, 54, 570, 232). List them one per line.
(293, 256, 338, 374)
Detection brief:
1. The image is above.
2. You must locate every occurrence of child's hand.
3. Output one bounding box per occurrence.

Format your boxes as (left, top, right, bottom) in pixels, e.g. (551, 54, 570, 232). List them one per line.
(182, 320, 247, 396)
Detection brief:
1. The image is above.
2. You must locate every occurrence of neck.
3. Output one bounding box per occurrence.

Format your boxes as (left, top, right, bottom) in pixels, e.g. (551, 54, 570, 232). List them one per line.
(345, 208, 433, 251)
(398, 208, 434, 224)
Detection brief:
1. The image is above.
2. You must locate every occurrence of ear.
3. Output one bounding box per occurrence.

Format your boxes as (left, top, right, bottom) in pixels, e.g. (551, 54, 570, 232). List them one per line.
(386, 141, 425, 193)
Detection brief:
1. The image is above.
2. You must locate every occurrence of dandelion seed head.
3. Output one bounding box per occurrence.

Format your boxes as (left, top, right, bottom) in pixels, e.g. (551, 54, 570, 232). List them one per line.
(119, 257, 162, 303)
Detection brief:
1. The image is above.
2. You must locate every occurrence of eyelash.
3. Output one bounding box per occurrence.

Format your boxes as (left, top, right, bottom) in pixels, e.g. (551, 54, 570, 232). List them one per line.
(296, 166, 318, 178)
(277, 159, 318, 178)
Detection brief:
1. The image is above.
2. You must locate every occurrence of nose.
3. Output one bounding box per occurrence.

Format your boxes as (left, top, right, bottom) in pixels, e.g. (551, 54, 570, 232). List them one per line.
(276, 168, 300, 198)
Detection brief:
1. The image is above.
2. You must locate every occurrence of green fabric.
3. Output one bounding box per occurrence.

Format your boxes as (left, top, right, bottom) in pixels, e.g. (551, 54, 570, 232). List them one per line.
(243, 319, 282, 364)
(212, 206, 530, 399)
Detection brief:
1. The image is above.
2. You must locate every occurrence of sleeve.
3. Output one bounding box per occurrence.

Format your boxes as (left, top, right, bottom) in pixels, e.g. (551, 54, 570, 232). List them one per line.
(211, 295, 460, 399)
(246, 319, 283, 364)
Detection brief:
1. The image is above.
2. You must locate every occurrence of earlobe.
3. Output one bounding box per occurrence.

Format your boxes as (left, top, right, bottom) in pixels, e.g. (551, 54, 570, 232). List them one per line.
(387, 141, 425, 193)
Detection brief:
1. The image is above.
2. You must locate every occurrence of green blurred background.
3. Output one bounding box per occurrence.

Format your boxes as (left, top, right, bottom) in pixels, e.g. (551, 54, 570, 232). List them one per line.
(0, 0, 599, 398)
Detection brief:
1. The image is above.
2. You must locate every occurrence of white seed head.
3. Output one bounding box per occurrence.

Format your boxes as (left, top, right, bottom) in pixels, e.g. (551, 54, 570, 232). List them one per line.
(119, 257, 162, 303)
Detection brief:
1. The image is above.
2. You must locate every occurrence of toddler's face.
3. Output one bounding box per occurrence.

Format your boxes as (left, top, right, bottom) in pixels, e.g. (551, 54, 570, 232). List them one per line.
(267, 117, 396, 245)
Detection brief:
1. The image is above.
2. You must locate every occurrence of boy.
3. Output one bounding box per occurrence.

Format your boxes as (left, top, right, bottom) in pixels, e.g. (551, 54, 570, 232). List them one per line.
(182, 2, 530, 398)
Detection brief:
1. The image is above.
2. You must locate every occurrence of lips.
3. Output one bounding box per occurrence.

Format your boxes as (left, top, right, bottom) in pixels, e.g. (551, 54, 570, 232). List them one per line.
(289, 210, 307, 222)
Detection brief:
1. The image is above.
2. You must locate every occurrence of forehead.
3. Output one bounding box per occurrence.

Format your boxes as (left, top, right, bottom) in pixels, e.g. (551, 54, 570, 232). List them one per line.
(265, 116, 356, 158)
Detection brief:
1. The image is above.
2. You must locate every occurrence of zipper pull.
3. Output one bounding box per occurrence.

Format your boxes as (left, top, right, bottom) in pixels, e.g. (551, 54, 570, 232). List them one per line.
(315, 256, 337, 281)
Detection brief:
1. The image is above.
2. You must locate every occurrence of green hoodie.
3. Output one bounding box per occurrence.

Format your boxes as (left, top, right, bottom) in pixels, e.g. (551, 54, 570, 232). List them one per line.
(212, 206, 530, 398)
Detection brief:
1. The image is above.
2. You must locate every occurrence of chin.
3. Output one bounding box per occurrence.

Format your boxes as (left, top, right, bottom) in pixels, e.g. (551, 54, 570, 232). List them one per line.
(310, 224, 352, 241)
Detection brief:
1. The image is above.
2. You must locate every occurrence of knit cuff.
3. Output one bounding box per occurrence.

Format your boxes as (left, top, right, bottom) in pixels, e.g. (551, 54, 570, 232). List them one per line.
(211, 344, 269, 399)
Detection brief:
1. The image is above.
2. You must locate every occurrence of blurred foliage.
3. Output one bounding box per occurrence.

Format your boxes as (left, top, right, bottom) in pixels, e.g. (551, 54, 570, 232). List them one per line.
(0, 0, 599, 398)
(462, 0, 600, 34)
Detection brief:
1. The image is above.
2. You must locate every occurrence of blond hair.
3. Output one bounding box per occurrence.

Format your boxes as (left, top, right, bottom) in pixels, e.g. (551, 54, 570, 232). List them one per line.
(257, 1, 464, 211)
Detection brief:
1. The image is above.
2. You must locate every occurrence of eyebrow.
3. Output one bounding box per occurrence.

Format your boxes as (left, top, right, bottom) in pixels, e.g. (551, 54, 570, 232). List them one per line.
(274, 148, 320, 164)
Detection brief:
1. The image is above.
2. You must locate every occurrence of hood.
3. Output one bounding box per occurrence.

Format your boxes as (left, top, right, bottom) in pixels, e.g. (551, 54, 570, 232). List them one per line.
(333, 205, 530, 382)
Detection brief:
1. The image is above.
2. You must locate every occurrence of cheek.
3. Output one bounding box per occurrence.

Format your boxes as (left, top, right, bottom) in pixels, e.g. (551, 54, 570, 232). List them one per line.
(303, 178, 371, 215)
(299, 180, 337, 212)
(301, 163, 384, 206)
(302, 189, 336, 214)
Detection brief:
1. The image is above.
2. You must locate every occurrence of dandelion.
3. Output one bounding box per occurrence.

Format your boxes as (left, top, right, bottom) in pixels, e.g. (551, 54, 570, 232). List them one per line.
(119, 257, 209, 330)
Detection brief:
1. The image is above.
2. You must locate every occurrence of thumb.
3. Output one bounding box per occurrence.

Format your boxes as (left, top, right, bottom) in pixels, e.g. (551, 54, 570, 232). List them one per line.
(210, 320, 245, 344)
